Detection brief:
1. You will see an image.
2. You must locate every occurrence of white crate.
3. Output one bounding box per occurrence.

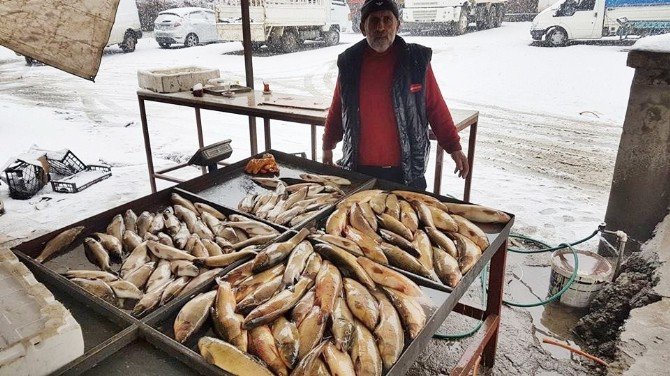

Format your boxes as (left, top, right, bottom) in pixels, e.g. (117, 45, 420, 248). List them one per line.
(138, 66, 220, 93)
(0, 248, 84, 376)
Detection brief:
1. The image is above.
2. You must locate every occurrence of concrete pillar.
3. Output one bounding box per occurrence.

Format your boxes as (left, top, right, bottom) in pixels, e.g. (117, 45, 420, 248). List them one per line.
(603, 50, 670, 252)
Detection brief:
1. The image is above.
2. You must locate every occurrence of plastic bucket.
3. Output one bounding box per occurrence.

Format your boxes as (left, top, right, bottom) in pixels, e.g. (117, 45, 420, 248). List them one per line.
(548, 249, 613, 308)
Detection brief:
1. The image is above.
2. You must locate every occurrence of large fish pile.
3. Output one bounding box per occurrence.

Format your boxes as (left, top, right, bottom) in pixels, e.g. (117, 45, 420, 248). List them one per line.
(36, 193, 280, 316)
(172, 227, 430, 376)
(237, 173, 352, 227)
(319, 190, 511, 288)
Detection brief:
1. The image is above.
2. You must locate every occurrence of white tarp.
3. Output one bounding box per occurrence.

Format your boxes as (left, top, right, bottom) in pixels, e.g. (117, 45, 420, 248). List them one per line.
(0, 0, 120, 80)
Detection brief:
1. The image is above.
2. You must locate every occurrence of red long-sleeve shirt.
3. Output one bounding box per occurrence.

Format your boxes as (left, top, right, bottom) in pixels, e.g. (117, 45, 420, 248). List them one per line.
(323, 44, 461, 167)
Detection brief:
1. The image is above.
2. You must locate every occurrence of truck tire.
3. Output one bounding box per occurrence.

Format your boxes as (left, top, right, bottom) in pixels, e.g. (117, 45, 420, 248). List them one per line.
(184, 33, 199, 47)
(121, 31, 137, 52)
(476, 6, 489, 30)
(159, 42, 171, 49)
(453, 7, 469, 35)
(281, 31, 298, 53)
(488, 6, 499, 28)
(494, 5, 505, 27)
(546, 27, 568, 47)
(324, 30, 340, 46)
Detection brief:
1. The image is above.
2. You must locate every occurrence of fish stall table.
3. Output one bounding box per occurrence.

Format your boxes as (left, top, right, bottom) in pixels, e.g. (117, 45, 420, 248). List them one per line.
(137, 89, 479, 201)
(9, 150, 511, 376)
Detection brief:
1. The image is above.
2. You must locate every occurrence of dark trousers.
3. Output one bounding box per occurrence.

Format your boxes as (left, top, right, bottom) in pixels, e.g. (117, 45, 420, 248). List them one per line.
(355, 165, 427, 191)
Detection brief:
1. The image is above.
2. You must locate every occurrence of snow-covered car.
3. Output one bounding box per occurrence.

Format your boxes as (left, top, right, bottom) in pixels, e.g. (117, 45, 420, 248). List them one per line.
(154, 7, 220, 48)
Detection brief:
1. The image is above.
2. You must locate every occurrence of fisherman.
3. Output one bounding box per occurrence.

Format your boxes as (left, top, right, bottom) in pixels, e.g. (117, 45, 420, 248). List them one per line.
(321, 0, 469, 190)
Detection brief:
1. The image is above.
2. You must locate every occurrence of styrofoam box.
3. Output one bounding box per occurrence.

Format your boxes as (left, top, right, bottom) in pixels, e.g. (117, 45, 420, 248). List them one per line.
(0, 248, 84, 376)
(138, 66, 220, 93)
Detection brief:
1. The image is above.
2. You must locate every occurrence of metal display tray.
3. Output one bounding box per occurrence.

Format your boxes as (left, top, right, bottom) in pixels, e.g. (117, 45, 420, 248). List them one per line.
(11, 186, 289, 322)
(299, 177, 515, 293)
(177, 150, 376, 229)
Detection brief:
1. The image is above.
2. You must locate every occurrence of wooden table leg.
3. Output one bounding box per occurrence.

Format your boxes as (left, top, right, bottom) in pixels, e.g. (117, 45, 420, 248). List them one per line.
(464, 122, 477, 202)
(433, 145, 444, 195)
(195, 108, 206, 175)
(311, 124, 317, 161)
(248, 117, 258, 155)
(482, 240, 508, 367)
(264, 118, 271, 151)
(139, 98, 157, 193)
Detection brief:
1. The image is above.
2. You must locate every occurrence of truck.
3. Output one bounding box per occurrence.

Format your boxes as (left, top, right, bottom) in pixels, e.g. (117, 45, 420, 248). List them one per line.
(215, 0, 351, 53)
(530, 0, 670, 46)
(401, 0, 508, 35)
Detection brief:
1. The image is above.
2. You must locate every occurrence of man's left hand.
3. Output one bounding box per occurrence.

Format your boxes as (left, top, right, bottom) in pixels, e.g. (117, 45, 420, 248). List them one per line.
(450, 150, 469, 179)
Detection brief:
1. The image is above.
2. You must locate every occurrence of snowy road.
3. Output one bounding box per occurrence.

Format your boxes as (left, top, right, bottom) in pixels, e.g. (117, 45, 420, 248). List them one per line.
(0, 22, 634, 246)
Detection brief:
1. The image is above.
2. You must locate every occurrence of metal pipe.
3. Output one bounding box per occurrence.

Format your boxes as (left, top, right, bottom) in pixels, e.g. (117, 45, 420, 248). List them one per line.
(241, 0, 254, 88)
(613, 230, 628, 279)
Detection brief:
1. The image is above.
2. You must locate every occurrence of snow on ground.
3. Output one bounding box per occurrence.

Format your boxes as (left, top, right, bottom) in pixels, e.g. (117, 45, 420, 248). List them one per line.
(0, 22, 635, 250)
(633, 33, 670, 53)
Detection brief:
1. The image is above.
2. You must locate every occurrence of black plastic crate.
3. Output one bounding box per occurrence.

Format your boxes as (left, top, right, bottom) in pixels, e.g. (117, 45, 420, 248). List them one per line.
(51, 165, 112, 193)
(4, 160, 48, 199)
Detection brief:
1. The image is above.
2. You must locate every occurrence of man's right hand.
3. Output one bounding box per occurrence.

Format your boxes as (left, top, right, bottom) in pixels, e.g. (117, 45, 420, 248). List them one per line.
(322, 149, 334, 165)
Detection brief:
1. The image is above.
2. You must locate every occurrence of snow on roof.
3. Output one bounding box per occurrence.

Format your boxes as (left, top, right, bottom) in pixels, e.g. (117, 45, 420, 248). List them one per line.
(632, 34, 670, 53)
(158, 7, 214, 16)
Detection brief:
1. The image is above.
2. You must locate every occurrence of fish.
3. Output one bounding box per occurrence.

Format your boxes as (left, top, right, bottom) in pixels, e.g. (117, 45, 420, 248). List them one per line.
(343, 277, 380, 331)
(300, 250, 324, 281)
(284, 186, 309, 210)
(350, 203, 381, 242)
(229, 322, 248, 353)
(331, 295, 355, 352)
(248, 325, 289, 376)
(160, 276, 190, 305)
(174, 205, 199, 234)
(412, 200, 435, 228)
(283, 240, 314, 287)
(121, 242, 150, 277)
(290, 341, 328, 376)
(222, 260, 254, 287)
(314, 261, 342, 316)
(442, 202, 511, 224)
(425, 227, 458, 258)
(202, 238, 224, 257)
(325, 205, 348, 236)
(251, 177, 281, 188)
(275, 205, 306, 226)
(429, 206, 459, 232)
(399, 200, 419, 234)
(156, 232, 174, 248)
(357, 257, 425, 298)
(63, 270, 118, 282)
(433, 246, 463, 287)
(231, 234, 277, 251)
(145, 259, 172, 293)
(290, 211, 318, 227)
(369, 192, 389, 215)
(235, 264, 286, 302)
(177, 268, 223, 298)
(392, 190, 446, 210)
(377, 213, 414, 241)
(195, 202, 227, 220)
(83, 237, 113, 272)
(211, 279, 242, 341)
(243, 276, 313, 330)
(310, 234, 363, 257)
(173, 224, 190, 249)
(236, 274, 283, 313)
(358, 201, 378, 232)
(451, 232, 483, 274)
(371, 290, 404, 371)
(384, 193, 401, 220)
(35, 226, 85, 263)
(201, 212, 222, 234)
(174, 290, 216, 343)
(225, 220, 278, 237)
(193, 219, 214, 240)
(163, 210, 181, 235)
(251, 228, 309, 273)
(123, 209, 138, 234)
(106, 214, 125, 244)
(379, 243, 436, 281)
(198, 336, 274, 376)
(351, 321, 383, 376)
(195, 249, 257, 269)
(136, 211, 154, 238)
(379, 229, 420, 257)
(132, 279, 172, 316)
(123, 262, 155, 289)
(188, 236, 210, 258)
(297, 306, 327, 361)
(291, 289, 315, 326)
(171, 192, 198, 213)
(337, 189, 382, 210)
(313, 243, 376, 289)
(71, 278, 116, 305)
(123, 230, 143, 254)
(299, 173, 351, 186)
(149, 213, 165, 234)
(147, 240, 195, 261)
(323, 341, 356, 376)
(109, 280, 144, 300)
(383, 287, 426, 339)
(452, 214, 490, 250)
(271, 316, 299, 369)
(413, 230, 436, 278)
(343, 226, 388, 265)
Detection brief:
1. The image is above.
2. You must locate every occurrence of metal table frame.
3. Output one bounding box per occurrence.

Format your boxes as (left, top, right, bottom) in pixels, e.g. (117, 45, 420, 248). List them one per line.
(137, 89, 479, 200)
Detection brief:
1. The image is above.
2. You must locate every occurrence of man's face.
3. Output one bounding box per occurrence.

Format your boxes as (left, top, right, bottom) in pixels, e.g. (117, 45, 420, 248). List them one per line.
(361, 10, 400, 53)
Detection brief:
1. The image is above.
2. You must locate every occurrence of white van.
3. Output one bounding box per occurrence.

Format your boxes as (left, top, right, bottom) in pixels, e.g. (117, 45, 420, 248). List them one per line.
(24, 0, 142, 64)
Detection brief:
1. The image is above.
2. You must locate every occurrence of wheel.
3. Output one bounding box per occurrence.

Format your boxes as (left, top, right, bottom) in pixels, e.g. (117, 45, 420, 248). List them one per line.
(453, 7, 469, 35)
(546, 28, 568, 47)
(121, 32, 137, 52)
(488, 6, 498, 29)
(184, 33, 199, 47)
(24, 56, 37, 65)
(280, 31, 298, 53)
(495, 5, 505, 27)
(476, 8, 489, 30)
(159, 42, 171, 49)
(250, 41, 264, 51)
(324, 30, 339, 46)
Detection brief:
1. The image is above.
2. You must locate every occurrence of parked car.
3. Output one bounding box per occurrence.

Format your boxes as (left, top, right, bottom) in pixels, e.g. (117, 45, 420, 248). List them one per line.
(24, 0, 142, 65)
(154, 7, 220, 48)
